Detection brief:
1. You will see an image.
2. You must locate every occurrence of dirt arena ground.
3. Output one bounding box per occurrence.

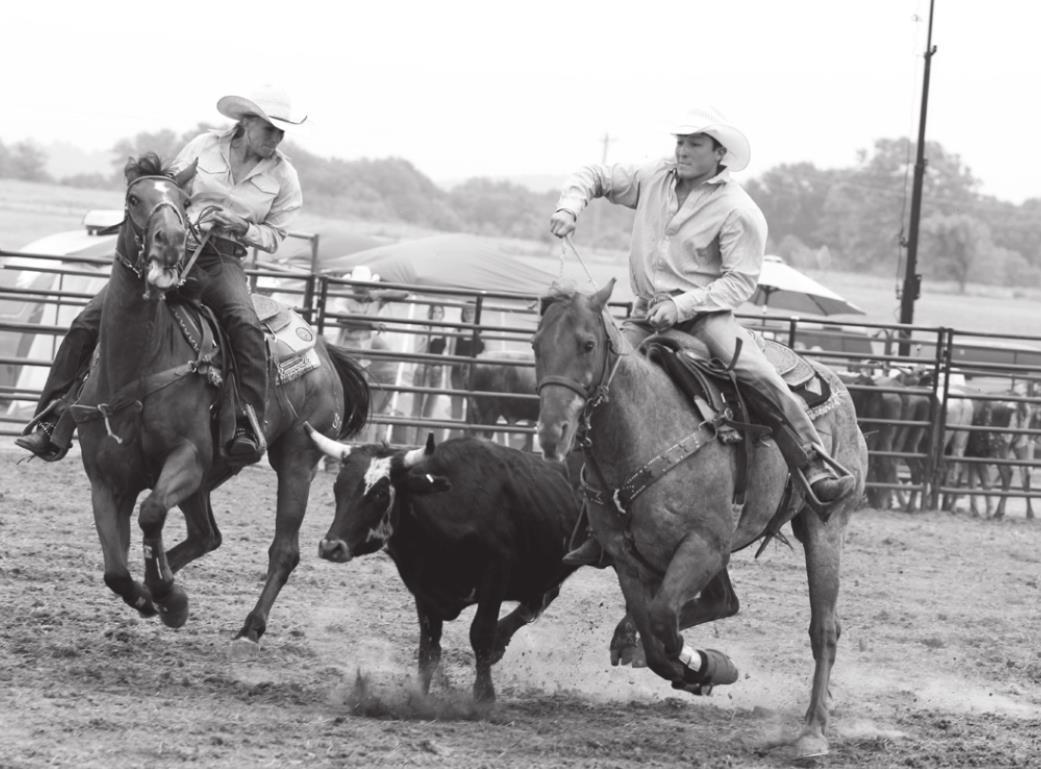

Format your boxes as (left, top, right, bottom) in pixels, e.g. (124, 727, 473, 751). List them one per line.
(1, 446, 1039, 768)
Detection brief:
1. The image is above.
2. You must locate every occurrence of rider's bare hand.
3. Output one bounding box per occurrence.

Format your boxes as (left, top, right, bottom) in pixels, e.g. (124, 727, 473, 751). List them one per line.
(647, 299, 679, 330)
(211, 209, 249, 237)
(549, 209, 577, 238)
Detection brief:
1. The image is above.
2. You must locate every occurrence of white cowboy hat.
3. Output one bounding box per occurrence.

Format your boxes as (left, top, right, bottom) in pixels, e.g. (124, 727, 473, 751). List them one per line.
(217, 85, 308, 128)
(670, 107, 750, 172)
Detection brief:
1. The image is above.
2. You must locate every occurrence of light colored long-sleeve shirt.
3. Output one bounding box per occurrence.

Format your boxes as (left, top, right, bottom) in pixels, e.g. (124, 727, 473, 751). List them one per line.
(173, 128, 302, 253)
(555, 158, 768, 321)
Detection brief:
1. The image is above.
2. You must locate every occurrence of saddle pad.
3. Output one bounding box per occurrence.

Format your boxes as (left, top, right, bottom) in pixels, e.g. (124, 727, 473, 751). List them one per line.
(752, 332, 815, 388)
(252, 293, 292, 330)
(251, 294, 322, 384)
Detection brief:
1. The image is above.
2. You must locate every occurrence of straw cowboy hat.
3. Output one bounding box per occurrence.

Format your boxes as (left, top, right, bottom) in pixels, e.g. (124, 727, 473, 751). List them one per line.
(670, 107, 750, 172)
(217, 85, 308, 128)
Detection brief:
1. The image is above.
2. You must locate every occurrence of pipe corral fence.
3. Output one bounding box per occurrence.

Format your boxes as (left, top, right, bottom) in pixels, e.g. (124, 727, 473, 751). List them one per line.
(3, 240, 1040, 514)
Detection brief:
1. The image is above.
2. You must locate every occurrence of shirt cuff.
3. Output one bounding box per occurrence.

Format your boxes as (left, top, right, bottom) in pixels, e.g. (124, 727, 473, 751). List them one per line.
(672, 290, 708, 321)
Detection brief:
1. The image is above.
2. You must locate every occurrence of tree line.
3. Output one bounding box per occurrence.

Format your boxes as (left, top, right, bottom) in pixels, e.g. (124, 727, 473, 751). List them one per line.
(2, 129, 1038, 291)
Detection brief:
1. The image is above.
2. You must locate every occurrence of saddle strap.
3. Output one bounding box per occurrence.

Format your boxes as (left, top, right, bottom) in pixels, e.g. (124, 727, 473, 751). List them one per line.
(580, 424, 714, 513)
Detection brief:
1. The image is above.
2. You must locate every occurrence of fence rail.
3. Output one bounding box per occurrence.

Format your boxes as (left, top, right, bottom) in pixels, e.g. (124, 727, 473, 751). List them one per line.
(3, 247, 1041, 513)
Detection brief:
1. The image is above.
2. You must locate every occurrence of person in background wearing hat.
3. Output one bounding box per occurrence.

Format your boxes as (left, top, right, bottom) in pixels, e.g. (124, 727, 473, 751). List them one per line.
(548, 106, 856, 568)
(16, 86, 304, 465)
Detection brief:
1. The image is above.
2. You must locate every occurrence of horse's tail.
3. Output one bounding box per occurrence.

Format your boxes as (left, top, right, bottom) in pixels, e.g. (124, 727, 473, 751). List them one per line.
(324, 340, 371, 439)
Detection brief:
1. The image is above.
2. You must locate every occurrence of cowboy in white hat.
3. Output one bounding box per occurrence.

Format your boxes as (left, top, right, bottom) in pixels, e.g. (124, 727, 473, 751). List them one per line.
(548, 106, 855, 567)
(17, 87, 306, 466)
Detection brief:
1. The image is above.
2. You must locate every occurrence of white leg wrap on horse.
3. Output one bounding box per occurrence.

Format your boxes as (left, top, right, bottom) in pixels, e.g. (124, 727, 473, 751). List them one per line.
(679, 644, 702, 671)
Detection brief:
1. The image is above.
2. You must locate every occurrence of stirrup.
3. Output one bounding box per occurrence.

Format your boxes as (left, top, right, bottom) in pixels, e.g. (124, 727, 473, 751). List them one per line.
(795, 444, 855, 521)
(22, 399, 62, 435)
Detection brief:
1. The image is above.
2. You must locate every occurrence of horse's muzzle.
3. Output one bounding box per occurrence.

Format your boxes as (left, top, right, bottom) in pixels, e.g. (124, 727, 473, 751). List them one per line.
(537, 418, 575, 462)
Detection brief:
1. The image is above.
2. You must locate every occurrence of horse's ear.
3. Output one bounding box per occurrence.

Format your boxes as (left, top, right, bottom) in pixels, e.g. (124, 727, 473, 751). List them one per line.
(173, 158, 198, 189)
(538, 296, 555, 317)
(590, 278, 616, 312)
(424, 432, 437, 455)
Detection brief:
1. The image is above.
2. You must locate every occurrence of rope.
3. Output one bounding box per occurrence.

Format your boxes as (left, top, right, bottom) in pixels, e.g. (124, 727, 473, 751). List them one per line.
(559, 235, 599, 288)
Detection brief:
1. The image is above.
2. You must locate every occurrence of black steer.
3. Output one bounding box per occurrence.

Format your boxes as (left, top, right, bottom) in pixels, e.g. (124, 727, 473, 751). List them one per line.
(307, 427, 583, 703)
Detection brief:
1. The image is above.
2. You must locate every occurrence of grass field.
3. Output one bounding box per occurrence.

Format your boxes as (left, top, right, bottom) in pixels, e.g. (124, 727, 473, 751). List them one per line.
(2, 177, 1039, 339)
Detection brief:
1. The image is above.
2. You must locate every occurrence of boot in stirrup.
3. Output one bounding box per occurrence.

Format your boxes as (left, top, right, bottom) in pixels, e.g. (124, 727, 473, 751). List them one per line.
(227, 403, 266, 464)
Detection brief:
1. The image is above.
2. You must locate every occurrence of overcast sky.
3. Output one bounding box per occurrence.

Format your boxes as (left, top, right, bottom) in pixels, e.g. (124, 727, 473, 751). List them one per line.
(4, 0, 1037, 203)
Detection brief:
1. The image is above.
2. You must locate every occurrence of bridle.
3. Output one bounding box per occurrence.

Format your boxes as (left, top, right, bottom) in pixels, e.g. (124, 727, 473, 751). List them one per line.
(535, 303, 627, 441)
(117, 175, 216, 294)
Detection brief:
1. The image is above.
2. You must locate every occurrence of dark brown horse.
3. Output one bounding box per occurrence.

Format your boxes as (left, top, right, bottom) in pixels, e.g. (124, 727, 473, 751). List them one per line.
(467, 350, 539, 449)
(73, 155, 369, 644)
(532, 281, 866, 760)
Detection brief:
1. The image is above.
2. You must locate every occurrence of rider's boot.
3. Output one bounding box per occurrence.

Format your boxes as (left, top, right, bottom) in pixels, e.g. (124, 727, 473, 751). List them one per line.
(562, 529, 611, 569)
(227, 402, 267, 464)
(15, 401, 71, 462)
(801, 445, 856, 520)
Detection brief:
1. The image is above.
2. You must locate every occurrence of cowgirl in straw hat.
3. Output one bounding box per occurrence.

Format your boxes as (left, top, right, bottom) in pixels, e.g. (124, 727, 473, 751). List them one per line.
(18, 86, 306, 465)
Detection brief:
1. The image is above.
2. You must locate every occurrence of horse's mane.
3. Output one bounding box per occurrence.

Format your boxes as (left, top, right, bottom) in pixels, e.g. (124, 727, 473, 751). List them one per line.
(124, 152, 173, 180)
(539, 282, 580, 312)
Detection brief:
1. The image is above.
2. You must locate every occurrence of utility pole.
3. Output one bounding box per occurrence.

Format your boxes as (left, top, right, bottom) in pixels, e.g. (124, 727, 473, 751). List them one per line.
(591, 132, 614, 246)
(899, 0, 937, 354)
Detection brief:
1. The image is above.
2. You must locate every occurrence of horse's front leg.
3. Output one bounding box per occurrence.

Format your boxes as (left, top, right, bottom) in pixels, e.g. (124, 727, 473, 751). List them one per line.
(139, 444, 207, 628)
(91, 482, 156, 617)
(166, 492, 222, 573)
(613, 533, 734, 693)
(789, 504, 850, 760)
(610, 569, 739, 669)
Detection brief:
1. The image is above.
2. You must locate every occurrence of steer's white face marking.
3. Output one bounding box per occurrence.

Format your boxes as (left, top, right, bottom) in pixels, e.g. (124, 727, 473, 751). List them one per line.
(363, 456, 393, 494)
(362, 456, 397, 544)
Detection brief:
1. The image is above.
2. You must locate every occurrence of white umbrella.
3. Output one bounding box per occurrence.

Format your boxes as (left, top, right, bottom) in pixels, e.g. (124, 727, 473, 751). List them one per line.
(748, 255, 865, 316)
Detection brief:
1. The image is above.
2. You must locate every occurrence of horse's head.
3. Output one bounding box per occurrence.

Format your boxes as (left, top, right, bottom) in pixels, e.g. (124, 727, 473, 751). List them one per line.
(121, 153, 196, 292)
(532, 278, 618, 460)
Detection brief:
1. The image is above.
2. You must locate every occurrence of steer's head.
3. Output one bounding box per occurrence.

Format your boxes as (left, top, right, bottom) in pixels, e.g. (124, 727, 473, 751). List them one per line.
(306, 426, 450, 563)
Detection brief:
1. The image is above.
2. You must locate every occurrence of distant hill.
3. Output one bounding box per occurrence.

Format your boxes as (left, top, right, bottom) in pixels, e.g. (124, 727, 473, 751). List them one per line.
(43, 142, 112, 180)
(438, 173, 566, 194)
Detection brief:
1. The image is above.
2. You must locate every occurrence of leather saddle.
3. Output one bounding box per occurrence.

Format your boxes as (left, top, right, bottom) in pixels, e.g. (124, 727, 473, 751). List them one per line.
(641, 329, 831, 439)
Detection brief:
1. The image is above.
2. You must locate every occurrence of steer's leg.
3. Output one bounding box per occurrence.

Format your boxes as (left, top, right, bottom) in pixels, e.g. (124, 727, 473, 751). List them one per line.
(470, 570, 508, 704)
(492, 585, 561, 664)
(415, 598, 443, 694)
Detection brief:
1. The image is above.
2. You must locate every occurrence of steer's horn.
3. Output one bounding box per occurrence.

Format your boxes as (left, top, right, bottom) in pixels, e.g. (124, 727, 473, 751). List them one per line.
(402, 433, 437, 468)
(304, 422, 352, 460)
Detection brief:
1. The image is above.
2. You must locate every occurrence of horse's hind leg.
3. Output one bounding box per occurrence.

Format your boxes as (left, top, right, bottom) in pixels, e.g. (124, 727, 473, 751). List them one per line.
(789, 506, 849, 759)
(91, 483, 157, 617)
(235, 447, 318, 645)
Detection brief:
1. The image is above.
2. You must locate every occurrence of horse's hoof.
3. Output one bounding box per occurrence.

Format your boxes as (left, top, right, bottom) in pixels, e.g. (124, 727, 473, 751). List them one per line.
(157, 585, 189, 628)
(229, 636, 261, 662)
(611, 643, 646, 668)
(793, 731, 829, 761)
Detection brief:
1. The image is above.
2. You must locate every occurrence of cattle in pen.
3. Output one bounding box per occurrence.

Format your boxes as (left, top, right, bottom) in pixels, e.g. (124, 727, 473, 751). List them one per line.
(306, 427, 584, 703)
